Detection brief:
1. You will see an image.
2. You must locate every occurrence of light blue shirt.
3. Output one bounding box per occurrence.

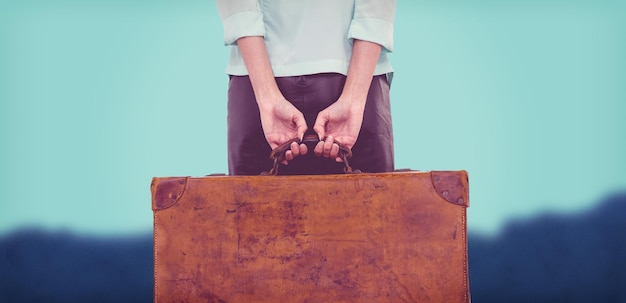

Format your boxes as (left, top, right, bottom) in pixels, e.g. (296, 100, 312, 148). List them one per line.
(216, 0, 395, 77)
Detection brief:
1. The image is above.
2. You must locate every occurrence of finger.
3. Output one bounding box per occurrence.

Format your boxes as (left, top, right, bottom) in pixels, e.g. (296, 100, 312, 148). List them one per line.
(322, 135, 334, 158)
(299, 143, 308, 156)
(293, 113, 308, 141)
(290, 141, 300, 157)
(284, 150, 293, 162)
(313, 114, 327, 140)
(330, 143, 339, 159)
(314, 141, 324, 157)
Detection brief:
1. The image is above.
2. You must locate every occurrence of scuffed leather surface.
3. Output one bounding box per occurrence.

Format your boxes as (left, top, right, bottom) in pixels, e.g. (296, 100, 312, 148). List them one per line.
(152, 171, 470, 302)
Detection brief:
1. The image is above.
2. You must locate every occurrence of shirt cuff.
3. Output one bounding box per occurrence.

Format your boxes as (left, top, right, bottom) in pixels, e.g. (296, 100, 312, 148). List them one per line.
(348, 18, 394, 53)
(222, 11, 265, 45)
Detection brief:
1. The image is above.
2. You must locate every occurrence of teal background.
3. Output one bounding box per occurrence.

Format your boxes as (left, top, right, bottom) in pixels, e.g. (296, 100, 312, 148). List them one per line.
(2, 0, 625, 237)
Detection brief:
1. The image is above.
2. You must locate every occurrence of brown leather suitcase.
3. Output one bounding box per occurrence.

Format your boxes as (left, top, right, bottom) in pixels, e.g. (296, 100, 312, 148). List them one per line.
(151, 170, 470, 302)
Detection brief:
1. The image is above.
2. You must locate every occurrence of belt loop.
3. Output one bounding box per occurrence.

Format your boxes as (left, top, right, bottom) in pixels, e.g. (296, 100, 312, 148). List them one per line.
(386, 72, 394, 87)
(295, 75, 307, 85)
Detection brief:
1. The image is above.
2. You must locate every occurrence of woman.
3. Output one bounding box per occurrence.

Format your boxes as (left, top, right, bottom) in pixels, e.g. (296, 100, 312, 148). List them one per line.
(217, 0, 396, 175)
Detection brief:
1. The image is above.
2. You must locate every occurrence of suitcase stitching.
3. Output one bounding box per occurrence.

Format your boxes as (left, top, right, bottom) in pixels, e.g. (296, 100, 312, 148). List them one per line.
(154, 213, 159, 303)
(457, 172, 471, 302)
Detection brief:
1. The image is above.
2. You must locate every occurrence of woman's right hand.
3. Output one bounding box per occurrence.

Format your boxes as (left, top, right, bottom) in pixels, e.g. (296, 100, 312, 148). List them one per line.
(258, 97, 308, 163)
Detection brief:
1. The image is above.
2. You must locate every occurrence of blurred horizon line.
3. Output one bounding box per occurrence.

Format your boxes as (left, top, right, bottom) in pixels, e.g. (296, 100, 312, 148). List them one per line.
(2, 189, 624, 239)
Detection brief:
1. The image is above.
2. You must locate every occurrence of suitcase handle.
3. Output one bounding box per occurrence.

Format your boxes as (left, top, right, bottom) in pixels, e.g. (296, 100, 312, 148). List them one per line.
(263, 134, 358, 175)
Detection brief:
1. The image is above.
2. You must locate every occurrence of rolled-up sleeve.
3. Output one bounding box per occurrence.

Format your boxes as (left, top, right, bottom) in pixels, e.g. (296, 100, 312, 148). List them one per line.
(216, 0, 265, 45)
(348, 0, 396, 52)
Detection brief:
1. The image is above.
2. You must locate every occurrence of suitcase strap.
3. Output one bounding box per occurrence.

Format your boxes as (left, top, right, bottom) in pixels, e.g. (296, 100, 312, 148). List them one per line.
(263, 134, 357, 175)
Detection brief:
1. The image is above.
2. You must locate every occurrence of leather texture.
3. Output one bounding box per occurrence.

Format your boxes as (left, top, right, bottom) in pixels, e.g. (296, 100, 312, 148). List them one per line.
(151, 170, 470, 302)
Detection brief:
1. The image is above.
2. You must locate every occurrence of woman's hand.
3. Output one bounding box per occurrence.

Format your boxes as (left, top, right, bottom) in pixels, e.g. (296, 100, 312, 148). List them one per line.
(259, 97, 308, 163)
(313, 39, 382, 161)
(313, 98, 364, 161)
(237, 36, 308, 163)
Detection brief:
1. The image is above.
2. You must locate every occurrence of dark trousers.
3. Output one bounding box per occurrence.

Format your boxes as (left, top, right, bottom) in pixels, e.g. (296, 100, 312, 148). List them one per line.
(227, 73, 394, 175)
